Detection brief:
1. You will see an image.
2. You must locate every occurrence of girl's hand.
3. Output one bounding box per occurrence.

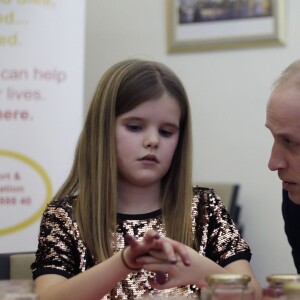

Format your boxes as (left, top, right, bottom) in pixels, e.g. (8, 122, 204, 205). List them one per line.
(136, 244, 209, 288)
(130, 234, 261, 300)
(121, 230, 190, 271)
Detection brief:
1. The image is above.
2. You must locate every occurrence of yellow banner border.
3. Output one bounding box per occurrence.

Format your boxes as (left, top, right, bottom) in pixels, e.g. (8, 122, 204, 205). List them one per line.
(0, 150, 52, 235)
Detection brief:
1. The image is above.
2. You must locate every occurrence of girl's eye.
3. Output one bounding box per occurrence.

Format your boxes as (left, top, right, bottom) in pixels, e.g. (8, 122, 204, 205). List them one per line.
(159, 129, 173, 137)
(126, 124, 142, 132)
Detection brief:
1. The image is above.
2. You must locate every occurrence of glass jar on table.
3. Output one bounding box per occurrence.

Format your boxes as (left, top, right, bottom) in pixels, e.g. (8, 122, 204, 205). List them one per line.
(263, 274, 300, 300)
(283, 282, 300, 300)
(0, 280, 38, 300)
(201, 274, 254, 300)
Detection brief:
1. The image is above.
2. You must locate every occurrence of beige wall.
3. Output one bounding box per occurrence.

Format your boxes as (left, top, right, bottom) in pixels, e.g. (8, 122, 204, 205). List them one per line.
(84, 0, 297, 285)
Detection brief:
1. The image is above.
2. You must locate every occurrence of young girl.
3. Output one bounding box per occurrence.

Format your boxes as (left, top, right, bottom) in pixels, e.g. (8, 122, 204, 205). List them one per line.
(31, 59, 261, 299)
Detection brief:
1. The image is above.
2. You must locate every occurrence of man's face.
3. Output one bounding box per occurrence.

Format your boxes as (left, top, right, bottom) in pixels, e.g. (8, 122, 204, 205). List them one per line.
(266, 86, 300, 204)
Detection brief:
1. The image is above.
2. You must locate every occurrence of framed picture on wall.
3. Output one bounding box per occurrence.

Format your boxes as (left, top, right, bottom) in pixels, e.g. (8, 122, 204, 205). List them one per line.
(166, 0, 285, 53)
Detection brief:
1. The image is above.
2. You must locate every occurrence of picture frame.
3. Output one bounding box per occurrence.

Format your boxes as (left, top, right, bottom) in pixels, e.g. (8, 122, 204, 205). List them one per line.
(166, 0, 285, 53)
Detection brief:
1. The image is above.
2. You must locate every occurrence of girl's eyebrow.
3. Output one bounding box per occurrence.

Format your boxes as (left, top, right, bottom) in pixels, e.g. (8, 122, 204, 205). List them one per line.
(121, 116, 143, 121)
(121, 116, 179, 129)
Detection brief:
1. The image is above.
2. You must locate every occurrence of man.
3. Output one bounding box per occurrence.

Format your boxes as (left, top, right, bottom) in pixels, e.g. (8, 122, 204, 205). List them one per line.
(266, 60, 300, 273)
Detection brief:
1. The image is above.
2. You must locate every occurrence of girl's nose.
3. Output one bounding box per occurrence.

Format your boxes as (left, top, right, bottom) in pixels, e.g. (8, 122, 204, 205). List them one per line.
(143, 131, 159, 148)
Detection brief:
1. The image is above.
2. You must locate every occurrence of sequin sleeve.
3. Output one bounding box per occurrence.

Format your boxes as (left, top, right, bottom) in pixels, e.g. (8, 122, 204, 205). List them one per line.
(193, 186, 251, 267)
(31, 197, 88, 279)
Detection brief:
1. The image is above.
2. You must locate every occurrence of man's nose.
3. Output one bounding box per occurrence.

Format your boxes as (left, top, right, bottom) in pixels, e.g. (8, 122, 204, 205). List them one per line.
(268, 144, 287, 171)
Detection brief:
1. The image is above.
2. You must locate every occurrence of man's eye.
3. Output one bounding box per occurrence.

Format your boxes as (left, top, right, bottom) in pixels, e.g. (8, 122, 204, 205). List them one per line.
(126, 124, 142, 132)
(284, 139, 297, 148)
(159, 129, 173, 137)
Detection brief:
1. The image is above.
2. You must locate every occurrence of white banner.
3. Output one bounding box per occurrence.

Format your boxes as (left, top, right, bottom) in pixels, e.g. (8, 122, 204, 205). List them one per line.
(0, 0, 85, 252)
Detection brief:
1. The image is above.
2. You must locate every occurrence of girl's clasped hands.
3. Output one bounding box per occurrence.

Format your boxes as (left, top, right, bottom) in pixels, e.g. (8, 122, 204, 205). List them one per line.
(122, 229, 207, 289)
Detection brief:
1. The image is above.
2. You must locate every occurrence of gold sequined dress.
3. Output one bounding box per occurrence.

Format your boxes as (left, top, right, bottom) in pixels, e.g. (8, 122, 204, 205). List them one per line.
(31, 186, 251, 299)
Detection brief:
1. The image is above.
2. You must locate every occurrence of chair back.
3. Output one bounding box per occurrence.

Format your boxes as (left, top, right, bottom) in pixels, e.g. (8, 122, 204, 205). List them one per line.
(0, 252, 35, 280)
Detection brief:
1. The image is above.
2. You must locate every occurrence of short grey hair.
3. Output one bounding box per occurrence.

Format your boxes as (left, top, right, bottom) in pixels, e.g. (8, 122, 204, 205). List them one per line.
(273, 60, 300, 91)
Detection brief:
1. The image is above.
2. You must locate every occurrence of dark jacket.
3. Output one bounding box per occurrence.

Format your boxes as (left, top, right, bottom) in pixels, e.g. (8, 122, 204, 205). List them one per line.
(282, 189, 300, 273)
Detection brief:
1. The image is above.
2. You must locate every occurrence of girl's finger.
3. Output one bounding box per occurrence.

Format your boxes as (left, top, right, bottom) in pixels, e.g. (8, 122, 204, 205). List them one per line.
(155, 272, 168, 284)
(161, 238, 191, 266)
(136, 251, 174, 264)
(124, 234, 139, 247)
(148, 276, 175, 289)
(160, 241, 177, 263)
(148, 249, 168, 260)
(143, 230, 161, 243)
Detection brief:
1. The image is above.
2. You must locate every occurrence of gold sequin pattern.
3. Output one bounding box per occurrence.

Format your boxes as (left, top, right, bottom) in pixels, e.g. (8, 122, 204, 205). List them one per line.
(31, 187, 251, 299)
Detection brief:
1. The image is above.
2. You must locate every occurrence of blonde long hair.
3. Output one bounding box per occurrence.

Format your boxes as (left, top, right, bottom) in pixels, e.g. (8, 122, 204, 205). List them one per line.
(53, 59, 193, 262)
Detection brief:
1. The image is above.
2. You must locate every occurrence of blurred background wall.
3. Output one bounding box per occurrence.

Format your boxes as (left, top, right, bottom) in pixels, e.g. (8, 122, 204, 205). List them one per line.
(84, 0, 297, 285)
